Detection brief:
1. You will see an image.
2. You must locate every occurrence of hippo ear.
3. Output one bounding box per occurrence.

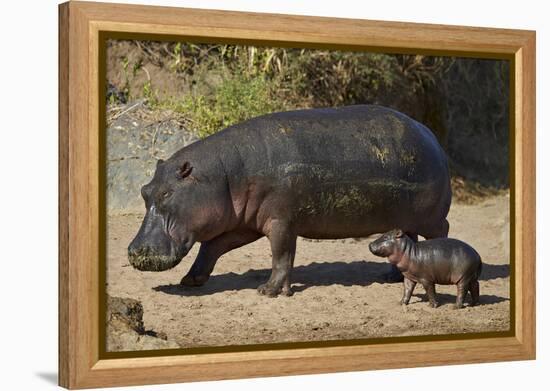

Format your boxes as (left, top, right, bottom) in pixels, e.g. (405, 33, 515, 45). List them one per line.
(394, 229, 404, 238)
(156, 159, 164, 167)
(177, 161, 193, 180)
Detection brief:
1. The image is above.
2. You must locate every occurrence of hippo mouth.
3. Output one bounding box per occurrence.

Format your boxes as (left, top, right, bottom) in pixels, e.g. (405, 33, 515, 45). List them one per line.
(129, 253, 183, 272)
(128, 244, 191, 272)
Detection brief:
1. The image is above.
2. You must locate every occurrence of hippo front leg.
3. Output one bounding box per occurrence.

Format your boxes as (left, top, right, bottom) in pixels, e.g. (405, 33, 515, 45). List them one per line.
(258, 220, 297, 297)
(180, 230, 261, 287)
(401, 278, 417, 305)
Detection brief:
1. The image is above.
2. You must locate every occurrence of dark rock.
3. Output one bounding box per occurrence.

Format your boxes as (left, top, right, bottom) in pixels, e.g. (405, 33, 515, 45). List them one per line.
(106, 294, 180, 352)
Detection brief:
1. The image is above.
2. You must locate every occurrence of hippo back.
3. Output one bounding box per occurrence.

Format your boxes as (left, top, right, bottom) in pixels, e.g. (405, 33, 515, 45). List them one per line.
(171, 105, 451, 238)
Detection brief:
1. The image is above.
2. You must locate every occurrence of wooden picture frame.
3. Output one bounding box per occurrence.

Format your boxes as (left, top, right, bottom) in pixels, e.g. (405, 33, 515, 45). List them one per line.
(59, 1, 536, 388)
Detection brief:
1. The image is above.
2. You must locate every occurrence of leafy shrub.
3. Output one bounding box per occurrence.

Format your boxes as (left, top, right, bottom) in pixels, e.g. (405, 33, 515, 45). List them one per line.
(155, 74, 285, 138)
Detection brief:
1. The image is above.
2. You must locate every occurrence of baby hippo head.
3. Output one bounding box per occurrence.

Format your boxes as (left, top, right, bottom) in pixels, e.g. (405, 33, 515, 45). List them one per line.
(369, 229, 406, 257)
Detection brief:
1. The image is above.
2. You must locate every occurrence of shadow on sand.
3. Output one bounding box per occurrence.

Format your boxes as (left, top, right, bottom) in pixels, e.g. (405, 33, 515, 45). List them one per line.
(411, 292, 509, 307)
(479, 263, 510, 280)
(154, 260, 509, 297)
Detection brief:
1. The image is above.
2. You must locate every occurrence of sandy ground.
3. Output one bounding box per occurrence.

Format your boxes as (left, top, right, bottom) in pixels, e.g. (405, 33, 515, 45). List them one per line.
(106, 194, 510, 351)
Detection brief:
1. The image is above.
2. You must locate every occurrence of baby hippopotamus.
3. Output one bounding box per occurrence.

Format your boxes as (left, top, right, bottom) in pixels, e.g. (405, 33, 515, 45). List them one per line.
(369, 229, 482, 309)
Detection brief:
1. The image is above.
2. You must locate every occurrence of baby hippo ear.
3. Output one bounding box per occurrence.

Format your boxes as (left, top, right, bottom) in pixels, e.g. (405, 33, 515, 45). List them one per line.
(394, 229, 404, 238)
(177, 161, 193, 180)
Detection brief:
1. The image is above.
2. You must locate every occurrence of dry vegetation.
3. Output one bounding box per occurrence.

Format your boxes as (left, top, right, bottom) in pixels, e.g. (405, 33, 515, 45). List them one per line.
(107, 40, 510, 195)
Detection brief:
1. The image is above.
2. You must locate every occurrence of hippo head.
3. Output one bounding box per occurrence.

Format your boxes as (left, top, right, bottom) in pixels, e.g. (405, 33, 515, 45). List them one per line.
(368, 229, 405, 257)
(128, 158, 229, 271)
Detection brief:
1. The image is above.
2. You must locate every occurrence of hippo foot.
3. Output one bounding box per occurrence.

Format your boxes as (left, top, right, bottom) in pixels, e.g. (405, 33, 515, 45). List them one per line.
(257, 282, 293, 297)
(429, 302, 438, 308)
(180, 274, 209, 287)
(281, 286, 294, 297)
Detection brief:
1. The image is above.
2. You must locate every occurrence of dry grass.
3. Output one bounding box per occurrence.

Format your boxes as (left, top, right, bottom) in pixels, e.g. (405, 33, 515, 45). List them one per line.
(451, 176, 507, 204)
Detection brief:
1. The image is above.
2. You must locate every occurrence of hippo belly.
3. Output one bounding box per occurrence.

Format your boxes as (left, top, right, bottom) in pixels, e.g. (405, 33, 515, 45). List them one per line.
(293, 178, 437, 239)
(276, 173, 446, 239)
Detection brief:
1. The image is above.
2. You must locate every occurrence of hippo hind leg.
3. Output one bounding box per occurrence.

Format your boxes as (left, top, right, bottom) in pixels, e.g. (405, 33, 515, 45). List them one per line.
(469, 279, 480, 306)
(455, 281, 469, 309)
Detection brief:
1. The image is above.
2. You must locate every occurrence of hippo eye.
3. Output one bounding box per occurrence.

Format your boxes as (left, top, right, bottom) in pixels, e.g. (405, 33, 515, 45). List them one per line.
(160, 190, 173, 199)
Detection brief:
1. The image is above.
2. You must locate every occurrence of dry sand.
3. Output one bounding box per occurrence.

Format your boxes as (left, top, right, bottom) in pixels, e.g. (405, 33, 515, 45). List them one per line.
(106, 194, 510, 351)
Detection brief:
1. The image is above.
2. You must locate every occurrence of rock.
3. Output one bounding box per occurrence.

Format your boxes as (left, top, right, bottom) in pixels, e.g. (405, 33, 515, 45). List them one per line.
(107, 296, 144, 332)
(106, 105, 198, 213)
(106, 295, 180, 352)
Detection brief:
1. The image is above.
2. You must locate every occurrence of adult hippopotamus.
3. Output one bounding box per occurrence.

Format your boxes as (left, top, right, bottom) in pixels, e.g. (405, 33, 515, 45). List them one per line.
(128, 105, 451, 297)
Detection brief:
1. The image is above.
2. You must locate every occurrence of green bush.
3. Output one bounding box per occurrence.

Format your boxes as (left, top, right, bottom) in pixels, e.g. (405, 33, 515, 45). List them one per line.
(109, 42, 454, 139)
(156, 74, 285, 138)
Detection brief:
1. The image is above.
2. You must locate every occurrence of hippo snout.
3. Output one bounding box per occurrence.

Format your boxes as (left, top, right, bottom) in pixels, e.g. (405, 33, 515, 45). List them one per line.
(368, 236, 393, 257)
(127, 205, 192, 271)
(128, 236, 187, 272)
(369, 240, 384, 255)
(128, 244, 184, 272)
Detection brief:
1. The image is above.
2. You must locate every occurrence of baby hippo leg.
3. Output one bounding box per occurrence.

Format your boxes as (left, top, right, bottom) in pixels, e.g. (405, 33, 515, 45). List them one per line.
(401, 278, 417, 305)
(422, 281, 438, 308)
(469, 280, 480, 306)
(455, 281, 469, 309)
